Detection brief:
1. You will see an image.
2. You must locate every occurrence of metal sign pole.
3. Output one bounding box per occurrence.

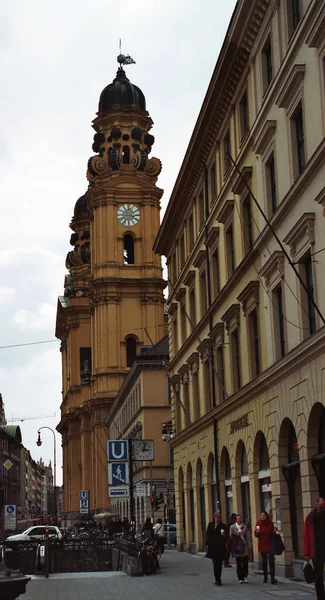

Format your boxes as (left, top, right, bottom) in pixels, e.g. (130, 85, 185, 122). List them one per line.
(128, 438, 135, 530)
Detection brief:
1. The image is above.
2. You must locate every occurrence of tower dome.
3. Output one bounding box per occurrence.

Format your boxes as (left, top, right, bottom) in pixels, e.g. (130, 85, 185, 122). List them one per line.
(98, 68, 146, 113)
(74, 192, 89, 218)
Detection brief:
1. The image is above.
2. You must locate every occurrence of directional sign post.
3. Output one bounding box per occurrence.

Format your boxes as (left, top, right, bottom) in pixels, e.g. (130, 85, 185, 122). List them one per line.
(4, 504, 16, 530)
(108, 486, 129, 498)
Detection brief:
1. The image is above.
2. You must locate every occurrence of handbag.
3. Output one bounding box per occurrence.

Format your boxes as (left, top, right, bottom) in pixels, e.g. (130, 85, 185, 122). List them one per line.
(302, 560, 315, 584)
(230, 533, 245, 555)
(272, 533, 285, 556)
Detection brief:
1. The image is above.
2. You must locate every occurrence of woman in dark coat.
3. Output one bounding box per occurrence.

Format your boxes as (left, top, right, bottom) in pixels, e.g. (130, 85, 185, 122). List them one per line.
(254, 510, 276, 584)
(206, 512, 228, 586)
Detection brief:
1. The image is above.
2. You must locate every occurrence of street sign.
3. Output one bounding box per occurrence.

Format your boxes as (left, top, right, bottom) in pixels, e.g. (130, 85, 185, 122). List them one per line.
(136, 483, 146, 497)
(108, 463, 129, 485)
(108, 486, 129, 498)
(80, 497, 89, 513)
(4, 504, 16, 529)
(107, 440, 128, 461)
(3, 459, 13, 470)
(80, 490, 89, 499)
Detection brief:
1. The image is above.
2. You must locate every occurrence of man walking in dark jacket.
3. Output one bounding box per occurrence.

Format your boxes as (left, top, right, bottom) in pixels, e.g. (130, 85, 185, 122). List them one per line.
(304, 497, 325, 600)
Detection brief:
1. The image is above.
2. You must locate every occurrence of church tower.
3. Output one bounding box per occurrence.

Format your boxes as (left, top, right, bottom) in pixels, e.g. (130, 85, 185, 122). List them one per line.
(56, 57, 165, 520)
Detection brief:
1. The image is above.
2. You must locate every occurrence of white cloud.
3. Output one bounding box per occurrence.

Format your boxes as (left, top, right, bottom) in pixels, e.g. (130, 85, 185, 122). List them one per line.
(12, 303, 56, 333)
(0, 287, 15, 302)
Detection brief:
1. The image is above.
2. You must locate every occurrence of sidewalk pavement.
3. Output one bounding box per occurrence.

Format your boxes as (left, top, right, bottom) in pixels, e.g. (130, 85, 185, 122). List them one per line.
(21, 548, 316, 600)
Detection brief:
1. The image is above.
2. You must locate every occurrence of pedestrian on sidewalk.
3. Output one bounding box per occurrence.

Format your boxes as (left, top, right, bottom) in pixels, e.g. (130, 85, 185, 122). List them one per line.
(303, 496, 325, 600)
(254, 511, 277, 584)
(205, 512, 227, 587)
(153, 517, 165, 554)
(229, 514, 250, 583)
(224, 512, 237, 568)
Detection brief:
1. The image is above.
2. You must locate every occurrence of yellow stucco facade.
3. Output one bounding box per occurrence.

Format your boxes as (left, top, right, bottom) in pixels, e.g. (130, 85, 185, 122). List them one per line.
(154, 0, 325, 577)
(56, 63, 166, 523)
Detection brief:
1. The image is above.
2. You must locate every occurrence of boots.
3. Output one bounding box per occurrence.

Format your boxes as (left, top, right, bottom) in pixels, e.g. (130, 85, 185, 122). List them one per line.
(270, 563, 277, 584)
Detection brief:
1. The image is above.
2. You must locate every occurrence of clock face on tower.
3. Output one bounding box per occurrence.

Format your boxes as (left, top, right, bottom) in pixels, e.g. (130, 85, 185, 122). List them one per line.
(117, 204, 140, 227)
(132, 439, 154, 461)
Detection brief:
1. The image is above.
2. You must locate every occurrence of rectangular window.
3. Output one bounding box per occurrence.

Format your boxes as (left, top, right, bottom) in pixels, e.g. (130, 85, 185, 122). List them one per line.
(189, 288, 196, 327)
(210, 162, 216, 201)
(212, 247, 220, 297)
(200, 271, 208, 317)
(224, 130, 231, 173)
(226, 225, 235, 277)
(216, 345, 225, 402)
(294, 105, 305, 173)
(198, 192, 204, 230)
(242, 195, 253, 250)
(80, 347, 92, 383)
(262, 36, 273, 92)
(266, 153, 277, 215)
(231, 329, 241, 392)
(172, 319, 178, 355)
(179, 235, 185, 268)
(180, 304, 187, 344)
(188, 214, 194, 251)
(240, 91, 249, 138)
(300, 251, 316, 336)
(272, 284, 286, 360)
(248, 309, 260, 377)
(288, 0, 301, 37)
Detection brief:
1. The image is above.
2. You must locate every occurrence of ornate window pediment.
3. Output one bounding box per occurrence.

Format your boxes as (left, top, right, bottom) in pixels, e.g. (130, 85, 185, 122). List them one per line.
(232, 166, 252, 196)
(178, 364, 189, 384)
(253, 120, 277, 156)
(206, 227, 220, 250)
(209, 322, 225, 348)
(283, 212, 315, 260)
(175, 287, 186, 303)
(193, 250, 206, 272)
(184, 270, 196, 288)
(187, 351, 199, 374)
(216, 199, 234, 229)
(197, 339, 211, 364)
(276, 65, 305, 115)
(221, 303, 240, 334)
(259, 251, 285, 291)
(237, 281, 260, 317)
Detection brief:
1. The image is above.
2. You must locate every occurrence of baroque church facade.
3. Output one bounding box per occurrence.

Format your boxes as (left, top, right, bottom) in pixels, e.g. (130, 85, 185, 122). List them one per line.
(56, 60, 166, 521)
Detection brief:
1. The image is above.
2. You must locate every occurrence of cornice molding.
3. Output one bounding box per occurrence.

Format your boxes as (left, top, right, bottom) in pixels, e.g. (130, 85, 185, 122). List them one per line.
(259, 251, 284, 291)
(283, 212, 315, 260)
(252, 120, 277, 156)
(275, 64, 305, 113)
(221, 303, 241, 334)
(216, 199, 234, 227)
(232, 166, 252, 196)
(237, 280, 260, 317)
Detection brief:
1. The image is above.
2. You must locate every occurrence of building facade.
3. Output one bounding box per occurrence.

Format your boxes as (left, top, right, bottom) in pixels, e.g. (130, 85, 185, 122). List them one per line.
(108, 336, 174, 526)
(154, 0, 325, 576)
(56, 59, 166, 522)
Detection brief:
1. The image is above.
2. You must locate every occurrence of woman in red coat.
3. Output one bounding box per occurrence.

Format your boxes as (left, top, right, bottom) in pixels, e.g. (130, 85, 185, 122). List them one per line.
(254, 511, 276, 584)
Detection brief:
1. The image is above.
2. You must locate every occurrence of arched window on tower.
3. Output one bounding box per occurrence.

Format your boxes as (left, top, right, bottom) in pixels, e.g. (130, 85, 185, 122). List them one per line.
(124, 234, 134, 264)
(122, 146, 130, 164)
(126, 337, 137, 368)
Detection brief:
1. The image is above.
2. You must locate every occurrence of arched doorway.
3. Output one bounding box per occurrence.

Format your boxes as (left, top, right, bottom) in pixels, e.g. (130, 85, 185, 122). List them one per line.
(310, 404, 325, 497)
(187, 463, 195, 545)
(210, 455, 217, 515)
(198, 460, 206, 549)
(179, 467, 185, 547)
(220, 447, 233, 522)
(239, 442, 251, 526)
(257, 433, 272, 513)
(280, 419, 303, 557)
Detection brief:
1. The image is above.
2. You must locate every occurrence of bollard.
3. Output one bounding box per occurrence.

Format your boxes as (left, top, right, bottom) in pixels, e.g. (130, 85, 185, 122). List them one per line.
(0, 562, 31, 600)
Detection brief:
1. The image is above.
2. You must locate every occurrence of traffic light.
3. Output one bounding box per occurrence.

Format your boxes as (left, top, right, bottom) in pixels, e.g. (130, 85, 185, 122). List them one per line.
(156, 492, 164, 509)
(151, 496, 156, 509)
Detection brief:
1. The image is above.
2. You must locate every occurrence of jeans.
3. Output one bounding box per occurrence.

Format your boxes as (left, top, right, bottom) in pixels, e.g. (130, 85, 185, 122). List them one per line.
(261, 551, 275, 580)
(313, 557, 325, 600)
(236, 555, 248, 580)
(213, 558, 223, 583)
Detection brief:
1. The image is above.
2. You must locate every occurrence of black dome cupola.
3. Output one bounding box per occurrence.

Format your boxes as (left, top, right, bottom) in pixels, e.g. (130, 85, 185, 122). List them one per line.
(98, 67, 146, 113)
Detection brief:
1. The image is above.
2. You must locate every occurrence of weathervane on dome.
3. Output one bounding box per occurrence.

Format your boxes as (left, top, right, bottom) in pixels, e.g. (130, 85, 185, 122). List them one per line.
(117, 38, 136, 67)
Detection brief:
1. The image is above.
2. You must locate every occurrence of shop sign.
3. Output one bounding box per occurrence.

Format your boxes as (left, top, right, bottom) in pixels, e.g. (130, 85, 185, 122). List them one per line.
(262, 483, 271, 493)
(230, 413, 249, 434)
(226, 491, 233, 498)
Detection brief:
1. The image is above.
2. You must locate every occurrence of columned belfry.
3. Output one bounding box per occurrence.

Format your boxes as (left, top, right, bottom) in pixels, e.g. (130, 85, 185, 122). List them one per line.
(56, 58, 165, 520)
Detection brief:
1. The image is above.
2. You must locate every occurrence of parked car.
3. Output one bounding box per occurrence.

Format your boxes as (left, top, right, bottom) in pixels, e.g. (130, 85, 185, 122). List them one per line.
(6, 526, 62, 542)
(163, 523, 177, 546)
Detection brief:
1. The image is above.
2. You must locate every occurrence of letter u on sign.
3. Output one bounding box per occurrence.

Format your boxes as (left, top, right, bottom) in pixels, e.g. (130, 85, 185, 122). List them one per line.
(107, 440, 128, 461)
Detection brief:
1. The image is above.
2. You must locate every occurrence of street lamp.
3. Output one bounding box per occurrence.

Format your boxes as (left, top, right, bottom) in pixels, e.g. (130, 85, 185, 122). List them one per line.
(36, 426, 57, 520)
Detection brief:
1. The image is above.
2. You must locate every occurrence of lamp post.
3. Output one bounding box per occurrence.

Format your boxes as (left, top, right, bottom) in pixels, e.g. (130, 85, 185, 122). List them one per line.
(36, 427, 57, 520)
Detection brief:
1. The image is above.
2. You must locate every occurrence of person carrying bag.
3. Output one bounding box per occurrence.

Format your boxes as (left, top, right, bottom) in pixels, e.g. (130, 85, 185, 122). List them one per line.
(229, 514, 250, 583)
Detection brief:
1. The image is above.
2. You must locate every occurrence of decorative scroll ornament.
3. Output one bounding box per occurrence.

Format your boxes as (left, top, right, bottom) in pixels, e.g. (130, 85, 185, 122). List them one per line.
(144, 157, 162, 177)
(66, 250, 82, 269)
(87, 155, 108, 178)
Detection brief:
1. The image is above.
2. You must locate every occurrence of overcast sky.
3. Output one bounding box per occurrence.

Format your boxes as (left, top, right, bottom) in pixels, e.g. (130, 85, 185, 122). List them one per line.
(0, 0, 237, 487)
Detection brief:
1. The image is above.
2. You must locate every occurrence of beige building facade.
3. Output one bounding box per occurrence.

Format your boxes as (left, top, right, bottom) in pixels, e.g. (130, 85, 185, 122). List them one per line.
(154, 0, 325, 576)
